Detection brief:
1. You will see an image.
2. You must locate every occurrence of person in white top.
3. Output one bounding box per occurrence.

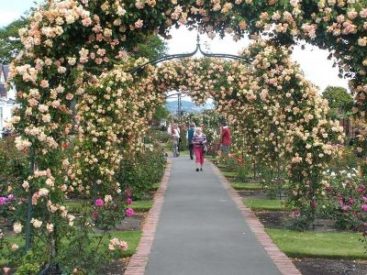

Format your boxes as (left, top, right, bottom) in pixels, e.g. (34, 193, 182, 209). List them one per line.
(170, 123, 180, 157)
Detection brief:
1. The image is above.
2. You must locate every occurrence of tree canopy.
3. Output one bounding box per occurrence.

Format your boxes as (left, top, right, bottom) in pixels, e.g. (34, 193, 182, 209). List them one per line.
(322, 86, 354, 118)
(0, 18, 27, 64)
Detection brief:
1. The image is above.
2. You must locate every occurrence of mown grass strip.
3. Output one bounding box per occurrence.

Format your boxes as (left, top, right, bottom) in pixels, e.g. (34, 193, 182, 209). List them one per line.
(232, 182, 263, 190)
(222, 171, 237, 178)
(266, 228, 367, 259)
(244, 198, 286, 211)
(131, 200, 153, 212)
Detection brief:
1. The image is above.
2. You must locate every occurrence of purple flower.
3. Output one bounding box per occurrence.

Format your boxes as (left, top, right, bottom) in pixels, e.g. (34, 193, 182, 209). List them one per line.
(125, 208, 134, 217)
(0, 197, 7, 206)
(7, 194, 14, 201)
(361, 204, 367, 212)
(95, 198, 104, 207)
(127, 198, 132, 205)
(357, 185, 366, 193)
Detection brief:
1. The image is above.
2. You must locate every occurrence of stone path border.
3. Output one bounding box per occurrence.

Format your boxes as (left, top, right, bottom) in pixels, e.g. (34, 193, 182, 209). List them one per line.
(124, 160, 172, 275)
(211, 162, 301, 275)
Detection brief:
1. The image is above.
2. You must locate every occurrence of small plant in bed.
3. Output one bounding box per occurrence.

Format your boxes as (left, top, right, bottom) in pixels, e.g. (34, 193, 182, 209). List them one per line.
(118, 147, 166, 200)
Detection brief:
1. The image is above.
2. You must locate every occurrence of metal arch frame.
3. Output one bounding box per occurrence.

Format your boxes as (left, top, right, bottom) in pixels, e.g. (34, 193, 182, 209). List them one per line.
(131, 34, 249, 74)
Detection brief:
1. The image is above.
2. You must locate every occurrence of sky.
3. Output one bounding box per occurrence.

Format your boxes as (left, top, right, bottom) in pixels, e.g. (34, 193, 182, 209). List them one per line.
(0, 0, 349, 96)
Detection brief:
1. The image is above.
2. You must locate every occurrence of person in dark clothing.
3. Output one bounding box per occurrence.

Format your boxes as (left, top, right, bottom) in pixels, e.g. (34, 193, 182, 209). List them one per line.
(187, 122, 196, 160)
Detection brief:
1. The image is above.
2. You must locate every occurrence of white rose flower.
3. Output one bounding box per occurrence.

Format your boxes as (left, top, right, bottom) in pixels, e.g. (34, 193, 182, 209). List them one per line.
(31, 218, 43, 228)
(13, 222, 23, 234)
(46, 223, 54, 233)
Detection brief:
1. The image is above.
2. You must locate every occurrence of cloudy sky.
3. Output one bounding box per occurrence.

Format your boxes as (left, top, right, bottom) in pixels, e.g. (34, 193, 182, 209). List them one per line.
(0, 0, 349, 94)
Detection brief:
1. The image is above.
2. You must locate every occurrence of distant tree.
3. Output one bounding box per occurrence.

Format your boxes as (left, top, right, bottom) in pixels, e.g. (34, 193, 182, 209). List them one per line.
(153, 105, 170, 121)
(133, 34, 167, 60)
(322, 86, 353, 118)
(0, 18, 28, 64)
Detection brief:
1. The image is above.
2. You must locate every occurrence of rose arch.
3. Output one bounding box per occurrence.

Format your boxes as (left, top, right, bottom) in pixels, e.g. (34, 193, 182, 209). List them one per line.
(4, 0, 364, 271)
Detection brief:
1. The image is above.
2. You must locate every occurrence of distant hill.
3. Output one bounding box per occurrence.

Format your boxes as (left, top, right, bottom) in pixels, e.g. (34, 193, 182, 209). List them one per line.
(166, 100, 214, 114)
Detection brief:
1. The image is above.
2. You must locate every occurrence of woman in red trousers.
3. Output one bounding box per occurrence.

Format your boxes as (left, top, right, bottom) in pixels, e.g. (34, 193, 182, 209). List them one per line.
(192, 127, 207, 172)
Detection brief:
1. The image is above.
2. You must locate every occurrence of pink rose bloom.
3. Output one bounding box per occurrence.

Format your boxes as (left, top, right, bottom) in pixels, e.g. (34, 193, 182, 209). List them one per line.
(125, 208, 134, 217)
(127, 198, 132, 205)
(362, 196, 367, 203)
(361, 204, 367, 212)
(357, 185, 366, 193)
(95, 198, 104, 207)
(134, 19, 144, 29)
(0, 197, 7, 206)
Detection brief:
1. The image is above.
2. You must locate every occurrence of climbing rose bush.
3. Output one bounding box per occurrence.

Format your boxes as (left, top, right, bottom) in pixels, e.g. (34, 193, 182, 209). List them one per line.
(4, 0, 366, 271)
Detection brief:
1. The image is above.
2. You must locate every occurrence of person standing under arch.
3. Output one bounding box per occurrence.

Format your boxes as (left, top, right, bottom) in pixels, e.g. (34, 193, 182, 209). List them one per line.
(192, 127, 207, 172)
(220, 121, 231, 156)
(187, 122, 196, 160)
(170, 123, 180, 157)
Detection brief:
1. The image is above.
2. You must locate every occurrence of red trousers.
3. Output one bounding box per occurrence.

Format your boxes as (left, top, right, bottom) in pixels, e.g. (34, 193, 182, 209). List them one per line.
(194, 147, 204, 165)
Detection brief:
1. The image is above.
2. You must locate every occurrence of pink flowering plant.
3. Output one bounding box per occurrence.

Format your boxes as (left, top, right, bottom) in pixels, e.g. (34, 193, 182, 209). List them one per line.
(91, 195, 125, 231)
(321, 168, 367, 231)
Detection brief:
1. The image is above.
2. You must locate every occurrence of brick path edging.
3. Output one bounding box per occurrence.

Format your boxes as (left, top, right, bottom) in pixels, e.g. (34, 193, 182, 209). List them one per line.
(211, 162, 301, 275)
(124, 160, 172, 275)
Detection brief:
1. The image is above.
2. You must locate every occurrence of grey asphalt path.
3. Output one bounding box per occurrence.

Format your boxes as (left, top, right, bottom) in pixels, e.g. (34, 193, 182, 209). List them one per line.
(145, 157, 281, 275)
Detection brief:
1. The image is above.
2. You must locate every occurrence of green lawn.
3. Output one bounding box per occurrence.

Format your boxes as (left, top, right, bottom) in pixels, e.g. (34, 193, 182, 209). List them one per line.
(232, 182, 263, 190)
(221, 171, 237, 178)
(267, 229, 367, 259)
(131, 200, 153, 212)
(65, 200, 89, 212)
(244, 198, 286, 211)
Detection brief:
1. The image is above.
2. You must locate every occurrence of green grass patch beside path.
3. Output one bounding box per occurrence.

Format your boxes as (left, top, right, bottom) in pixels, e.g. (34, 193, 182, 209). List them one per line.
(132, 200, 153, 212)
(267, 229, 367, 259)
(244, 198, 286, 211)
(222, 171, 237, 178)
(232, 182, 263, 190)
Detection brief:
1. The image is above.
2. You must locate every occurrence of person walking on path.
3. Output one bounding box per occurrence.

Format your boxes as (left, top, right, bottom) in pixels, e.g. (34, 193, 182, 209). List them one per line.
(186, 122, 196, 160)
(220, 121, 231, 156)
(170, 123, 180, 157)
(192, 127, 207, 172)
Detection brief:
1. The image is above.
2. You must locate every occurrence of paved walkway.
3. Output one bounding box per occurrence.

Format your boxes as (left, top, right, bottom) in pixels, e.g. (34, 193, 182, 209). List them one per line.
(144, 157, 287, 275)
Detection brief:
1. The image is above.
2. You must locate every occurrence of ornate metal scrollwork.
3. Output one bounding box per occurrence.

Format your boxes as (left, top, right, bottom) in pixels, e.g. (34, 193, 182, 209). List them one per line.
(131, 34, 248, 74)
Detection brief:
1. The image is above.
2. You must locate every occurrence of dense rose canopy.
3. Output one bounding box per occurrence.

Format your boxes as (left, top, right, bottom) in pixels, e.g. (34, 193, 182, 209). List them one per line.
(4, 0, 363, 270)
